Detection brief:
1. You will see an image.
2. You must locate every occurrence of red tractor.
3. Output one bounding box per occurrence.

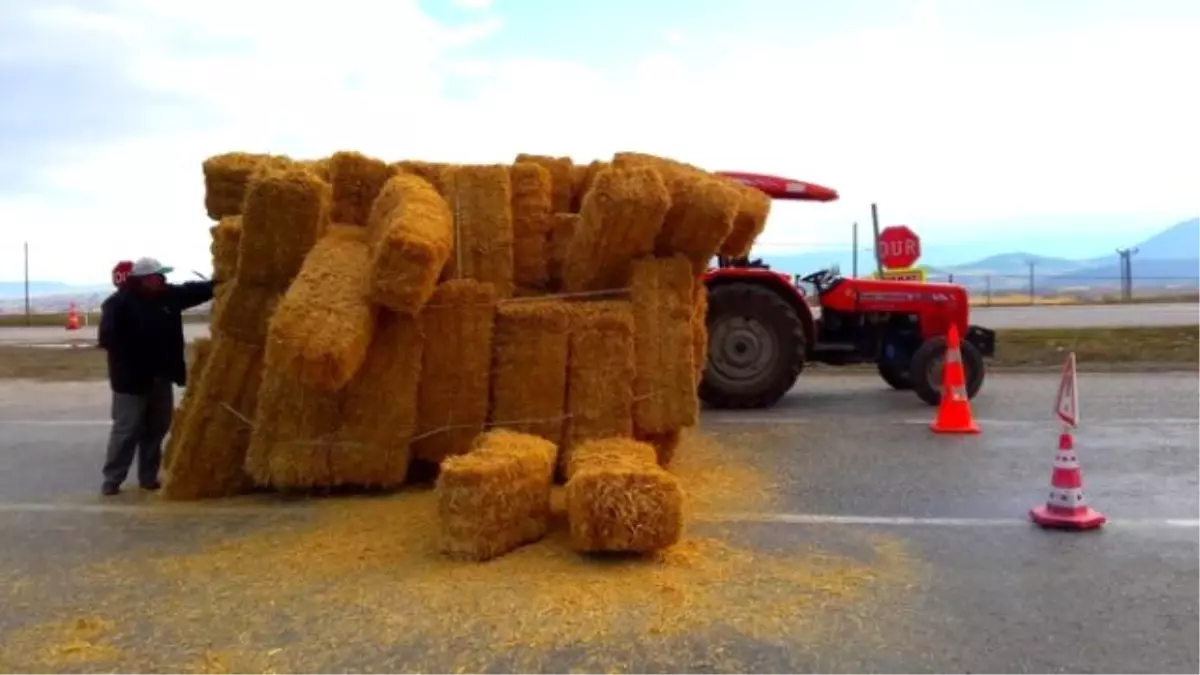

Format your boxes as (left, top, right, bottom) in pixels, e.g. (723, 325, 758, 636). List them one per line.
(699, 172, 996, 409)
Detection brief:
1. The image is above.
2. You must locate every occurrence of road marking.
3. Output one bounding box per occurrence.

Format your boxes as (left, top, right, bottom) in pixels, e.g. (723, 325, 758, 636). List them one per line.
(699, 512, 1200, 529)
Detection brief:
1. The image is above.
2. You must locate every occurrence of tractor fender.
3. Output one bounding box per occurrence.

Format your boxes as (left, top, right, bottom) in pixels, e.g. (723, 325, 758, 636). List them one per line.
(701, 268, 816, 358)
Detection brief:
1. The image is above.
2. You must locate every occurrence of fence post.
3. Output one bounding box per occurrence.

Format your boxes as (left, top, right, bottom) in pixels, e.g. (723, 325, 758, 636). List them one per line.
(985, 275, 992, 306)
(1027, 261, 1036, 305)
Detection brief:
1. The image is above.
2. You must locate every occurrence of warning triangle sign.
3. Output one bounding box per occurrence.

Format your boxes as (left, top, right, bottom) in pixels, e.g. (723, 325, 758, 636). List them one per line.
(1055, 352, 1079, 427)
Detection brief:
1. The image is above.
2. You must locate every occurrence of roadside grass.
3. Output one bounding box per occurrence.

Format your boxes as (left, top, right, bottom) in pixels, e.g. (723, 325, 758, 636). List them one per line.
(970, 291, 1200, 307)
(0, 328, 1194, 382)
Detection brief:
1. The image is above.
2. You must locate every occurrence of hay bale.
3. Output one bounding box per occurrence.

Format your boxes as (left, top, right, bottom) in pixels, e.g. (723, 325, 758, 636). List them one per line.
(436, 429, 557, 561)
(201, 152, 290, 220)
(297, 157, 331, 182)
(631, 255, 697, 435)
(560, 165, 670, 293)
(163, 337, 216, 476)
(412, 280, 498, 465)
(243, 366, 343, 489)
(562, 301, 635, 468)
(569, 160, 608, 212)
(328, 150, 392, 227)
(490, 300, 570, 444)
(636, 429, 682, 468)
(214, 281, 281, 346)
(658, 176, 740, 273)
(564, 437, 684, 553)
(264, 227, 377, 392)
(546, 213, 579, 292)
(511, 162, 553, 291)
(210, 216, 242, 282)
(692, 284, 709, 386)
(719, 179, 772, 258)
(162, 338, 265, 500)
(334, 311, 424, 487)
(238, 165, 332, 289)
(515, 154, 573, 213)
(441, 164, 514, 297)
(391, 160, 448, 195)
(365, 173, 454, 314)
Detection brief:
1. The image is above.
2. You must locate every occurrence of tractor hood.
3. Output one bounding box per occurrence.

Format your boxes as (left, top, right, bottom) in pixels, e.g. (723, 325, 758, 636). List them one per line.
(716, 171, 839, 202)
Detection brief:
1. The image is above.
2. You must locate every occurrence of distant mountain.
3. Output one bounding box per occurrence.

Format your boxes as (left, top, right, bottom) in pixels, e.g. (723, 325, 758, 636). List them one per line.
(1129, 217, 1200, 260)
(0, 281, 95, 299)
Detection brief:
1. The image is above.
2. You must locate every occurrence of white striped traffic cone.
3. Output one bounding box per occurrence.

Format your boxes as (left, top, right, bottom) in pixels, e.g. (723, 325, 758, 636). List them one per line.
(1029, 431, 1106, 530)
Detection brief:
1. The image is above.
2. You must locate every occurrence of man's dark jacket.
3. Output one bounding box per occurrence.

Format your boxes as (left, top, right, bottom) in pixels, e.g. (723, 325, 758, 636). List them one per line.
(98, 281, 215, 395)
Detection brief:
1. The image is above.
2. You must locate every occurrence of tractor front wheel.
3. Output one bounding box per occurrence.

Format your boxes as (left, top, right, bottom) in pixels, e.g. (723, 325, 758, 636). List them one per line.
(877, 361, 913, 390)
(910, 336, 986, 406)
(698, 282, 807, 409)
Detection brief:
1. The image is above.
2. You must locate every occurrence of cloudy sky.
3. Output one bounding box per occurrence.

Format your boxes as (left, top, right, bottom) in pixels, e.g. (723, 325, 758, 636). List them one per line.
(1, 0, 1197, 284)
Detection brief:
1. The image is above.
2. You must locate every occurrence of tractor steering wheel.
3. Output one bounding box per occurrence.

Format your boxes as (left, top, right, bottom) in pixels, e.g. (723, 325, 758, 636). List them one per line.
(800, 268, 834, 292)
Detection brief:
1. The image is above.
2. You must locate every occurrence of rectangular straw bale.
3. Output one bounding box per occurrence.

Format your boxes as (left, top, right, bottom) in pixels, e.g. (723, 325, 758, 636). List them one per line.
(210, 216, 242, 282)
(719, 179, 772, 258)
(441, 164, 515, 297)
(238, 165, 332, 288)
(657, 176, 741, 273)
(201, 152, 291, 220)
(560, 165, 670, 293)
(264, 226, 377, 392)
(365, 173, 454, 314)
(412, 280, 498, 465)
(328, 150, 392, 227)
(546, 213, 579, 292)
(436, 429, 557, 561)
(244, 365, 343, 489)
(562, 301, 635, 468)
(298, 157, 331, 182)
(631, 255, 698, 434)
(513, 234, 549, 291)
(514, 154, 573, 213)
(692, 284, 709, 385)
(391, 160, 449, 195)
(511, 162, 553, 237)
(489, 300, 570, 444)
(564, 437, 684, 552)
(162, 337, 265, 500)
(163, 337, 215, 476)
(214, 281, 281, 346)
(334, 311, 424, 487)
(570, 160, 609, 212)
(636, 429, 682, 468)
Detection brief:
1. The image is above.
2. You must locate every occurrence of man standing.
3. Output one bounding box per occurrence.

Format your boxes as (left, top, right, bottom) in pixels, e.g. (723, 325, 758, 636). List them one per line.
(98, 257, 216, 496)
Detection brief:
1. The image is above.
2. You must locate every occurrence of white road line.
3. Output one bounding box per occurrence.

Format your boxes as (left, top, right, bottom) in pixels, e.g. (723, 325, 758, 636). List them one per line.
(699, 512, 1200, 529)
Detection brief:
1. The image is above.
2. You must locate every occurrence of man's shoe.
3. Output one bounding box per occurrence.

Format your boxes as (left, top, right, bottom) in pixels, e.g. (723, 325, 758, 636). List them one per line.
(101, 483, 120, 496)
(139, 481, 162, 491)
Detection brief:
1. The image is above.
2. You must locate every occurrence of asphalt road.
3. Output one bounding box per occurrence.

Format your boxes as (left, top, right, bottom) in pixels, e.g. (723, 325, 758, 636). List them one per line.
(0, 302, 1195, 346)
(0, 372, 1195, 672)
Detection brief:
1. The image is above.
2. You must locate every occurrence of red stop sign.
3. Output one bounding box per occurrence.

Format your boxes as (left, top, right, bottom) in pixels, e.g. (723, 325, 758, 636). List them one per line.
(876, 225, 921, 269)
(112, 261, 133, 287)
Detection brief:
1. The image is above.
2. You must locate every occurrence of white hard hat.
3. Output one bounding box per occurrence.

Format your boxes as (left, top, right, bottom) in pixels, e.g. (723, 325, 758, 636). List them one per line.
(128, 257, 174, 278)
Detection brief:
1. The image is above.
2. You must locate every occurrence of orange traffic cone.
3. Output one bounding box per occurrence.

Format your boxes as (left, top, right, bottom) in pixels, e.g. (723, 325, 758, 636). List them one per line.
(1029, 430, 1106, 530)
(65, 302, 80, 331)
(930, 324, 980, 434)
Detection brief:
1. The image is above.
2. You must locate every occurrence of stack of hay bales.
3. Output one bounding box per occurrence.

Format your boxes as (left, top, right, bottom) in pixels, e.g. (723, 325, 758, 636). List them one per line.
(165, 148, 773, 556)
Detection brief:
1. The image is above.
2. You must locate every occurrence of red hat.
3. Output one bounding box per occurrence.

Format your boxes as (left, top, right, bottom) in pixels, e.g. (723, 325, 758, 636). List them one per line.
(112, 261, 134, 287)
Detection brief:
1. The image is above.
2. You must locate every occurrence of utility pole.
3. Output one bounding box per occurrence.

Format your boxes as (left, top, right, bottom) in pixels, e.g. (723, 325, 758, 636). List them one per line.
(1027, 260, 1036, 304)
(23, 242, 30, 327)
(851, 222, 859, 278)
(1116, 247, 1139, 302)
(870, 203, 882, 276)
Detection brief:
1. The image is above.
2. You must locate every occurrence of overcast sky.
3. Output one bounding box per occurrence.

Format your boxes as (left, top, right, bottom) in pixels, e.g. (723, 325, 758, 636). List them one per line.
(1, 0, 1197, 284)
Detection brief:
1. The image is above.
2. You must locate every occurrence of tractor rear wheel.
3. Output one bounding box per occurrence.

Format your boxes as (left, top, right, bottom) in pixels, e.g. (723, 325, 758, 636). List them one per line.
(698, 282, 807, 409)
(910, 336, 986, 406)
